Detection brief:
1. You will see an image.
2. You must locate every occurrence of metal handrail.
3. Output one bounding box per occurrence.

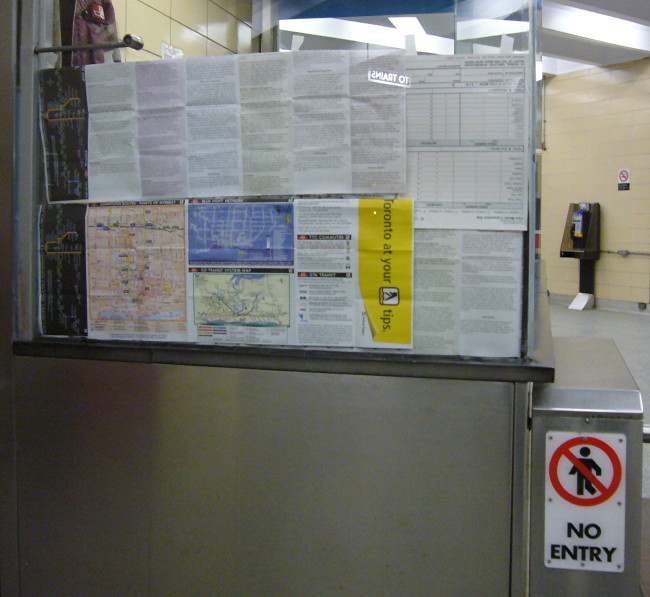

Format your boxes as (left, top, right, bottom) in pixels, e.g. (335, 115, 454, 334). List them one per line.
(644, 425, 650, 444)
(34, 33, 144, 55)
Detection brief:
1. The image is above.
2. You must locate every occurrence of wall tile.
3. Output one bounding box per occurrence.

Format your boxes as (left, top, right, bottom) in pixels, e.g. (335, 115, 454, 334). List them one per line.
(207, 40, 233, 56)
(171, 0, 208, 36)
(633, 123, 650, 140)
(598, 284, 647, 303)
(170, 21, 207, 57)
(610, 68, 640, 85)
(541, 57, 650, 303)
(633, 138, 650, 154)
(124, 47, 159, 62)
(237, 21, 253, 54)
(609, 94, 641, 113)
(126, 0, 170, 54)
(609, 140, 634, 157)
(634, 108, 650, 125)
(139, 0, 171, 16)
(213, 0, 252, 24)
(207, 2, 237, 52)
(112, 0, 126, 35)
(630, 229, 650, 249)
(604, 125, 636, 144)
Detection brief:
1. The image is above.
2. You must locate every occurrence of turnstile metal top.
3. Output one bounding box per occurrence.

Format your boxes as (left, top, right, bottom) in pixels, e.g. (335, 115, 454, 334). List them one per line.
(533, 337, 643, 419)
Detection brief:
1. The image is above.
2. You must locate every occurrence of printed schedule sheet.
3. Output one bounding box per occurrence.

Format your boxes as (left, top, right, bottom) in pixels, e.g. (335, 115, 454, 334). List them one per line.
(405, 54, 529, 231)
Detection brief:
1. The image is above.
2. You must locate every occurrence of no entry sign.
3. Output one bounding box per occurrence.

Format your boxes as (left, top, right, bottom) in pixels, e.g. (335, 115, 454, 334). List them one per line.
(545, 431, 626, 572)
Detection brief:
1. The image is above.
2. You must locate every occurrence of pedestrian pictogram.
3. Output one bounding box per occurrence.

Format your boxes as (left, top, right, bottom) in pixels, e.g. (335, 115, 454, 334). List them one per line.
(544, 431, 626, 573)
(379, 287, 400, 305)
(569, 446, 601, 496)
(548, 436, 622, 506)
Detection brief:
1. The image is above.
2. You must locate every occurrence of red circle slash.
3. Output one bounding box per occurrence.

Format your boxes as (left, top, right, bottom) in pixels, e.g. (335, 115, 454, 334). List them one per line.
(619, 170, 629, 182)
(548, 436, 622, 507)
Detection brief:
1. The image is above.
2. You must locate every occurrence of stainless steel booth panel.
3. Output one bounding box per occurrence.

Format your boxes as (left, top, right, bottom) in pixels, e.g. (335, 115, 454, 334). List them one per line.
(530, 338, 644, 597)
(15, 356, 519, 597)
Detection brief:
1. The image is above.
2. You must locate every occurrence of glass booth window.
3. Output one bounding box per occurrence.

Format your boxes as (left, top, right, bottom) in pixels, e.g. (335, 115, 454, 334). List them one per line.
(25, 0, 538, 361)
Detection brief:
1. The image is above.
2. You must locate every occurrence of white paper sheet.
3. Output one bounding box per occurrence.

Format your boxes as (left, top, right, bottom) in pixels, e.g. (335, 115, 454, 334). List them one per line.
(85, 63, 142, 200)
(294, 199, 357, 347)
(135, 61, 188, 199)
(349, 51, 407, 194)
(80, 52, 408, 202)
(413, 229, 522, 357)
(292, 51, 352, 194)
(405, 54, 529, 230)
(240, 53, 293, 196)
(185, 56, 243, 197)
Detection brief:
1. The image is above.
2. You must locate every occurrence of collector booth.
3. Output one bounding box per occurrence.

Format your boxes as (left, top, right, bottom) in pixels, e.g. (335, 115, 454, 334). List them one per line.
(1, 0, 602, 595)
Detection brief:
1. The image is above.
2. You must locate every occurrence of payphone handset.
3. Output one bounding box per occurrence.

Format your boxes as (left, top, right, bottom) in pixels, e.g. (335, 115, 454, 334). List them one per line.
(572, 210, 584, 238)
(570, 203, 591, 248)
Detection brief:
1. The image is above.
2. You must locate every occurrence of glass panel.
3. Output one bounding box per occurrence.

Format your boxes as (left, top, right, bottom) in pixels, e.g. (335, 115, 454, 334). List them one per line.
(276, 0, 535, 57)
(274, 0, 539, 359)
(455, 0, 531, 55)
(17, 0, 541, 360)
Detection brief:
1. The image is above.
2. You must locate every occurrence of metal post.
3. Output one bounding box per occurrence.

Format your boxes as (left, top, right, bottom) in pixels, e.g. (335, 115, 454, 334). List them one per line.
(579, 260, 596, 295)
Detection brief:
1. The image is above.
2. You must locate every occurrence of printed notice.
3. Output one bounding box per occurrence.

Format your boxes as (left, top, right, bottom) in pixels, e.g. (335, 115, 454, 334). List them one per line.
(45, 51, 407, 202)
(240, 53, 294, 196)
(186, 55, 243, 197)
(413, 229, 522, 357)
(294, 199, 357, 347)
(292, 51, 352, 194)
(85, 62, 142, 201)
(545, 432, 626, 573)
(405, 54, 529, 230)
(350, 51, 407, 194)
(135, 60, 188, 199)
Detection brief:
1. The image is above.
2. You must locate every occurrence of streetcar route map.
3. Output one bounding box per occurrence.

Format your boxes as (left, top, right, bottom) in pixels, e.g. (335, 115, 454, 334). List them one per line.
(188, 202, 294, 266)
(86, 204, 187, 339)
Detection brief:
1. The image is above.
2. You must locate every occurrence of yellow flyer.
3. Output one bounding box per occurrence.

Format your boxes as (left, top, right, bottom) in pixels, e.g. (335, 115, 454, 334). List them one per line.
(358, 199, 413, 346)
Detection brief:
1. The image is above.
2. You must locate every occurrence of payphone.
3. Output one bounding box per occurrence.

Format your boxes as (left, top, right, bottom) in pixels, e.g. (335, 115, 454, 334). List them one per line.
(560, 203, 600, 309)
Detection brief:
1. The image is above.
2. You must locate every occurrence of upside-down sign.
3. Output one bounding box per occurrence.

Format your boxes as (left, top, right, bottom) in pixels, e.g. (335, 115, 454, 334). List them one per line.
(545, 432, 626, 573)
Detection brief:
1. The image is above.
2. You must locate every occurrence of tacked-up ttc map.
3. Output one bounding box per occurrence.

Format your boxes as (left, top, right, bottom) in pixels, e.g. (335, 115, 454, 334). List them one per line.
(188, 202, 294, 265)
(86, 203, 186, 340)
(193, 272, 290, 327)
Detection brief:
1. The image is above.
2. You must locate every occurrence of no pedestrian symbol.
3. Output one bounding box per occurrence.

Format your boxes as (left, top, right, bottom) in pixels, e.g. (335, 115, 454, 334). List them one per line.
(545, 432, 626, 572)
(549, 436, 622, 506)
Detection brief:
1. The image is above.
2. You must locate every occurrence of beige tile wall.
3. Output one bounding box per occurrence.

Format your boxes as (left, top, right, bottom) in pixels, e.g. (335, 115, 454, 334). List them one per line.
(111, 0, 254, 61)
(541, 58, 650, 304)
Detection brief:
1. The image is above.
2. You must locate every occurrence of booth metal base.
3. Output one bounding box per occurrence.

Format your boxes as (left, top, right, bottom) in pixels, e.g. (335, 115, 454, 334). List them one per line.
(11, 356, 531, 597)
